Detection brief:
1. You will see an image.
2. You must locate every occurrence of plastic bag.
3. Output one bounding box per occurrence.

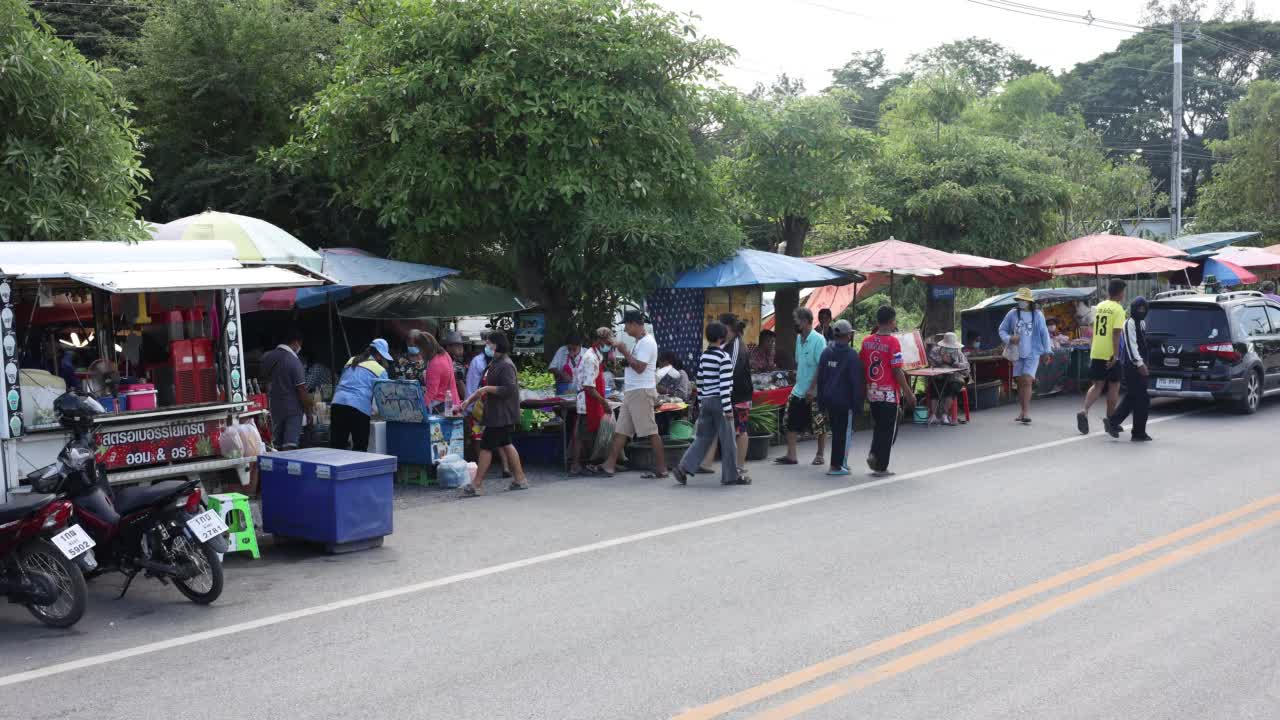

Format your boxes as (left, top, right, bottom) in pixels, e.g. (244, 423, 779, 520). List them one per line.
(219, 424, 245, 459)
(237, 422, 264, 458)
(437, 455, 469, 489)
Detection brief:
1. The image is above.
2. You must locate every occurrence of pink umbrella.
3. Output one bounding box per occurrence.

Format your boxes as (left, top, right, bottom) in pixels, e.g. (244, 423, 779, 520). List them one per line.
(1047, 257, 1196, 277)
(1021, 234, 1185, 273)
(809, 237, 961, 276)
(1212, 247, 1280, 270)
(936, 253, 1052, 287)
(761, 275, 889, 331)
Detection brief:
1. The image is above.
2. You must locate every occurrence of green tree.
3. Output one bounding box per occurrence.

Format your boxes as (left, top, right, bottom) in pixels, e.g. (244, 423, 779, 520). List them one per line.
(278, 0, 740, 342)
(907, 37, 1044, 97)
(119, 0, 384, 249)
(1, 0, 147, 242)
(714, 87, 880, 367)
(826, 49, 913, 128)
(1194, 79, 1280, 240)
(29, 0, 149, 63)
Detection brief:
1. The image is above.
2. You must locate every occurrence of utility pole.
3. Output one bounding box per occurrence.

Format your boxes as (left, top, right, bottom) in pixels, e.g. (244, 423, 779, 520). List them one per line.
(1170, 17, 1183, 238)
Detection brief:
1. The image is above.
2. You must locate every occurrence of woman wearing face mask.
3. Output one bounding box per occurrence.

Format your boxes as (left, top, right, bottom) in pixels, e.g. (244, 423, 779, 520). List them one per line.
(395, 330, 429, 382)
(998, 288, 1053, 425)
(457, 332, 527, 496)
(567, 328, 613, 474)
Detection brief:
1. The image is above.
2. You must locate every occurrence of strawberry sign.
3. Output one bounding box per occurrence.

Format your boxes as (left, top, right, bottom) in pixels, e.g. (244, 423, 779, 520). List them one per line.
(94, 419, 225, 471)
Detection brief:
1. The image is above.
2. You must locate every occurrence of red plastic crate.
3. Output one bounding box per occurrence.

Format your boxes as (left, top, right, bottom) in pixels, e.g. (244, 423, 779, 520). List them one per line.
(170, 339, 198, 406)
(191, 337, 216, 404)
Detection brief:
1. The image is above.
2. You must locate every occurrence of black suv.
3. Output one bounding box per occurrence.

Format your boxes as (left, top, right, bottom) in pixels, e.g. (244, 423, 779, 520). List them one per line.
(1144, 290, 1280, 413)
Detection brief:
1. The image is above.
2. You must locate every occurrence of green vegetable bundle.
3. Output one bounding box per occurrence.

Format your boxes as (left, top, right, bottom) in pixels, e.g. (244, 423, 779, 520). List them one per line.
(519, 369, 556, 390)
(747, 402, 781, 435)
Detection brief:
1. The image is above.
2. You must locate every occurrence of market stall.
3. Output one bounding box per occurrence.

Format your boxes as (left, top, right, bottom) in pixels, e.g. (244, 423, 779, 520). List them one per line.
(961, 287, 1098, 395)
(0, 240, 321, 502)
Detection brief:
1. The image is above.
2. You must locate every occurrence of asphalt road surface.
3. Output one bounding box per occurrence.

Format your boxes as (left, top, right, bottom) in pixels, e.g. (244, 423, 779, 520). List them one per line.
(2, 395, 1277, 720)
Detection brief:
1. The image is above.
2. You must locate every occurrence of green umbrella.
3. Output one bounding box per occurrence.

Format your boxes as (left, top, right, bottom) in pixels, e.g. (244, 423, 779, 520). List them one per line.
(338, 277, 536, 319)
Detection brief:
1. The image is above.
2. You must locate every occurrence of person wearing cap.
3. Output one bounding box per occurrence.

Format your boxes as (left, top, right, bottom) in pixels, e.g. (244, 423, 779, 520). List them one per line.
(927, 331, 970, 426)
(599, 310, 667, 479)
(999, 287, 1053, 425)
(816, 319, 865, 475)
(457, 331, 528, 495)
(1105, 296, 1154, 442)
(442, 329, 468, 394)
(423, 331, 461, 414)
(330, 339, 392, 452)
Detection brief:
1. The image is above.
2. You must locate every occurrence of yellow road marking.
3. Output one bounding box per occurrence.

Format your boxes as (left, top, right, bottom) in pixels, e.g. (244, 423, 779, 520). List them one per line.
(673, 494, 1280, 720)
(746, 507, 1280, 720)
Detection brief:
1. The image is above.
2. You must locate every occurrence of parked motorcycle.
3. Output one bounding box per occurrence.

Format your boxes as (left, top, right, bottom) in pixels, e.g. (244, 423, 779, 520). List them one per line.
(0, 493, 93, 627)
(28, 393, 229, 605)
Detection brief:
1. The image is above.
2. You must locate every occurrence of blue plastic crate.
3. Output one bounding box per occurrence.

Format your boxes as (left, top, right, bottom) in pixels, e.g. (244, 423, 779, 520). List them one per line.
(259, 448, 396, 546)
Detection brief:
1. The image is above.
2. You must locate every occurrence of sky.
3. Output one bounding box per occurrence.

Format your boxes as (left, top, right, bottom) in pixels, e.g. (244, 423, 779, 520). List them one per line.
(653, 0, 1279, 92)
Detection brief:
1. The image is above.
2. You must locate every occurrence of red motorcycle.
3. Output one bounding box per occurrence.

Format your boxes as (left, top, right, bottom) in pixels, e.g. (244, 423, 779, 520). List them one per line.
(0, 494, 93, 628)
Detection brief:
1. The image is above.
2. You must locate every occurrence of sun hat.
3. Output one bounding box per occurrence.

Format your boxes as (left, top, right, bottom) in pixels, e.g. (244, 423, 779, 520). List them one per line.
(370, 338, 393, 362)
(1014, 287, 1035, 303)
(939, 331, 963, 349)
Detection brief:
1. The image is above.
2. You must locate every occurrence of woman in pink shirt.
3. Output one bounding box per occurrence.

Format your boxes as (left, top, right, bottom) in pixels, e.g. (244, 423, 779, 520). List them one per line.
(421, 332, 460, 414)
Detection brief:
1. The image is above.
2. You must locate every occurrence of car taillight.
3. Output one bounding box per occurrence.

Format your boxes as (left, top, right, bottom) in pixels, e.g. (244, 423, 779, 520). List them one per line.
(183, 489, 202, 512)
(1199, 343, 1241, 362)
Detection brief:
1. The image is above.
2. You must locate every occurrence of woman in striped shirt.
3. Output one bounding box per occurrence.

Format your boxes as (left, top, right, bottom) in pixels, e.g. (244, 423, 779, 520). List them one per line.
(673, 322, 748, 486)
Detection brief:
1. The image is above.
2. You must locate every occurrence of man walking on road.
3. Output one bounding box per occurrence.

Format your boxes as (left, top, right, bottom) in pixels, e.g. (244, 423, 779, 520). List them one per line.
(262, 328, 309, 450)
(1105, 296, 1154, 442)
(861, 306, 915, 476)
(817, 320, 865, 476)
(600, 310, 667, 479)
(775, 308, 828, 466)
(1078, 278, 1127, 435)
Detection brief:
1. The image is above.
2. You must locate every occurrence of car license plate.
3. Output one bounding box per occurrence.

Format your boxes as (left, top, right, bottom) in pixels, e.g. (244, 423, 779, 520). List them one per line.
(1155, 377, 1183, 391)
(185, 509, 228, 544)
(50, 524, 95, 560)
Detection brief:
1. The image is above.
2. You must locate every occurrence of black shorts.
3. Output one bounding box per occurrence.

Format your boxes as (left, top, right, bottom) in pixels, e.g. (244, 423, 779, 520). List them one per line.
(480, 424, 513, 451)
(784, 395, 827, 434)
(1089, 359, 1122, 383)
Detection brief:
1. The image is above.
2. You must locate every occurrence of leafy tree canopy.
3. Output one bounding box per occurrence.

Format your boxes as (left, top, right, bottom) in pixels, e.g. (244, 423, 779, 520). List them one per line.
(1194, 79, 1280, 240)
(1, 0, 147, 241)
(907, 37, 1045, 97)
(278, 0, 741, 334)
(29, 0, 148, 63)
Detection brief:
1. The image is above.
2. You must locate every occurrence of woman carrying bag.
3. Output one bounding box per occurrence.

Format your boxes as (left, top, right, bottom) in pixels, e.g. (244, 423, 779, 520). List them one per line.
(998, 288, 1053, 425)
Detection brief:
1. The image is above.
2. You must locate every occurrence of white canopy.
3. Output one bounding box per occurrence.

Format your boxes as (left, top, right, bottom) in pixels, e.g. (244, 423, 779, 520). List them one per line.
(70, 267, 322, 294)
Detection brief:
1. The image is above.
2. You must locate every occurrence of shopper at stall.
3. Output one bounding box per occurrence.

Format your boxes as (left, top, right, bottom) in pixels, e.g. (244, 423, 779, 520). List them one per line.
(444, 331, 468, 396)
(1105, 297, 1153, 442)
(423, 332, 460, 414)
(1262, 281, 1280, 305)
(927, 332, 970, 426)
(598, 310, 666, 479)
(964, 331, 983, 353)
(262, 328, 308, 449)
(699, 314, 752, 478)
(817, 320, 865, 475)
(568, 328, 610, 475)
(548, 333, 584, 396)
(861, 306, 915, 475)
(330, 339, 392, 452)
(394, 330, 429, 382)
(303, 353, 334, 401)
(817, 308, 835, 343)
(775, 308, 828, 467)
(457, 332, 528, 496)
(655, 351, 691, 401)
(750, 329, 776, 371)
(1046, 318, 1069, 349)
(465, 331, 510, 478)
(673, 321, 743, 486)
(999, 288, 1053, 425)
(1078, 279, 1127, 435)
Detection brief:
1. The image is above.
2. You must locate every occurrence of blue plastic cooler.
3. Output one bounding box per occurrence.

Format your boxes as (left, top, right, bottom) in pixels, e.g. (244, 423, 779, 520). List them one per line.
(259, 448, 397, 549)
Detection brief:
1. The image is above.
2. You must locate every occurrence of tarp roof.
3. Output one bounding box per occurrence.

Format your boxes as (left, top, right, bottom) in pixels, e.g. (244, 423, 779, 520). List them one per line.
(963, 287, 1097, 313)
(671, 249, 860, 290)
(0, 240, 239, 279)
(1163, 231, 1260, 257)
(70, 267, 321, 294)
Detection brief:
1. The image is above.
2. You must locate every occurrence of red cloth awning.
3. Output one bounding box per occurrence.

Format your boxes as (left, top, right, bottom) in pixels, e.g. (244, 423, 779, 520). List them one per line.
(1021, 234, 1185, 271)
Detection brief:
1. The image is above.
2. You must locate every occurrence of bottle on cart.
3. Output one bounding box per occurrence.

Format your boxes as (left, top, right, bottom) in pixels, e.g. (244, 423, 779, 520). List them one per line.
(443, 389, 453, 417)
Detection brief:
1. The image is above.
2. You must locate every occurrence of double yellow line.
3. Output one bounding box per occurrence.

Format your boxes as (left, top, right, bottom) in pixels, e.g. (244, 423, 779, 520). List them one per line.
(673, 494, 1280, 720)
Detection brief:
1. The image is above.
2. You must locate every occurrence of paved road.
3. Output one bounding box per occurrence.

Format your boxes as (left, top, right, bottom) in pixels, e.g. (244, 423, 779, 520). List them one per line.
(2, 396, 1277, 720)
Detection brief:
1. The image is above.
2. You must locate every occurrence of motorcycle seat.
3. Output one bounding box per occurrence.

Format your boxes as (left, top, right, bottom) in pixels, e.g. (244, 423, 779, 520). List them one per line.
(112, 481, 194, 515)
(0, 494, 56, 524)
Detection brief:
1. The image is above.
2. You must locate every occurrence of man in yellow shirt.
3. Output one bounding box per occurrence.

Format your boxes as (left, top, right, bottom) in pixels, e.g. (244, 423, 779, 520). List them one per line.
(1077, 278, 1127, 434)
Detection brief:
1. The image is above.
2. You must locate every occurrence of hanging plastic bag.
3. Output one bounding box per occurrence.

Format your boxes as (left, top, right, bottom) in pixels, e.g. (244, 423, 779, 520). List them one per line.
(219, 424, 245, 459)
(237, 422, 264, 457)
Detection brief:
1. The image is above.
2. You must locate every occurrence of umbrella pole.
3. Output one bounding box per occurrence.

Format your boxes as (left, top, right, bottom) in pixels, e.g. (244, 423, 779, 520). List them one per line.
(890, 270, 896, 305)
(329, 297, 339, 371)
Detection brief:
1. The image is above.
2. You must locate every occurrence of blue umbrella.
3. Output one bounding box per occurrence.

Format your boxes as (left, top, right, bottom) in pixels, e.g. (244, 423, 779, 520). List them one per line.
(671, 249, 862, 290)
(1202, 257, 1258, 288)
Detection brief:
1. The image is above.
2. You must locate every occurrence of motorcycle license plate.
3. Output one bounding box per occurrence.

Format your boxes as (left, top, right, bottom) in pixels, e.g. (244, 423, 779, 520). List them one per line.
(186, 509, 228, 544)
(1155, 377, 1183, 391)
(51, 524, 96, 560)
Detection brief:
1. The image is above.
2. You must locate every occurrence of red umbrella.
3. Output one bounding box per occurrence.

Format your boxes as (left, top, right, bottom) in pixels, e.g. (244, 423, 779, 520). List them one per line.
(934, 253, 1052, 287)
(761, 275, 889, 331)
(1212, 247, 1280, 270)
(1021, 234, 1185, 272)
(809, 237, 960, 276)
(1047, 257, 1196, 277)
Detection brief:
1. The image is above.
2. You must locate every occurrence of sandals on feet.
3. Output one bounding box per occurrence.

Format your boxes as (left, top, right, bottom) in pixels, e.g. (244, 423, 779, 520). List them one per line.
(508, 480, 530, 491)
(772, 457, 798, 465)
(811, 456, 825, 466)
(640, 471, 669, 480)
(457, 484, 483, 498)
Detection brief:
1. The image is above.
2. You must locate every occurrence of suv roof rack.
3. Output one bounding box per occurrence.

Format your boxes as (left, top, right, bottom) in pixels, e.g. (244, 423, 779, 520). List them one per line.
(1155, 289, 1201, 299)
(1216, 290, 1264, 302)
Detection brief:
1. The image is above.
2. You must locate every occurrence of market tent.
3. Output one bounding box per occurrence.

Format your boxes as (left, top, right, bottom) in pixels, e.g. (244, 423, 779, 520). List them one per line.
(150, 211, 324, 274)
(242, 248, 459, 312)
(1203, 257, 1258, 287)
(961, 287, 1098, 354)
(1163, 231, 1260, 258)
(339, 277, 536, 319)
(964, 287, 1097, 312)
(1021, 233, 1185, 272)
(671, 248, 862, 290)
(1212, 246, 1280, 270)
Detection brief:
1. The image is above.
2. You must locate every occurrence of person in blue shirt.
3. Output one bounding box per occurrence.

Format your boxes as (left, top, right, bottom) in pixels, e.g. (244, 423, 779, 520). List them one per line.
(775, 308, 829, 466)
(330, 338, 392, 452)
(998, 288, 1053, 425)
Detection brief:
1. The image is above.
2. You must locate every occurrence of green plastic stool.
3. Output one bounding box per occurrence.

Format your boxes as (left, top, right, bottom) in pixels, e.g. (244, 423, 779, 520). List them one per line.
(207, 492, 260, 560)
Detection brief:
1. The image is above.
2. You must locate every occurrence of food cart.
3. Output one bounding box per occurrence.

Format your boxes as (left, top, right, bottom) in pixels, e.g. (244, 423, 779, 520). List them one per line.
(0, 240, 322, 502)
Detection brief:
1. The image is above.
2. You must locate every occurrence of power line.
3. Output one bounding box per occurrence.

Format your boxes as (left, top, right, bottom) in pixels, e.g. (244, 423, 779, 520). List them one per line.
(963, 0, 1149, 35)
(981, 0, 1148, 31)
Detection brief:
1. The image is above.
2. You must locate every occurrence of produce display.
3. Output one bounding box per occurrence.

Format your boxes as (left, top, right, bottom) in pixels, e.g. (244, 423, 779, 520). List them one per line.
(752, 371, 792, 392)
(747, 402, 781, 435)
(518, 369, 556, 391)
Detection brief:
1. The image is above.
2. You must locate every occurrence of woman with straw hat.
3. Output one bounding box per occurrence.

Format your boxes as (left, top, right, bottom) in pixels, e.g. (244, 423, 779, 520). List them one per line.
(998, 288, 1053, 425)
(927, 332, 970, 426)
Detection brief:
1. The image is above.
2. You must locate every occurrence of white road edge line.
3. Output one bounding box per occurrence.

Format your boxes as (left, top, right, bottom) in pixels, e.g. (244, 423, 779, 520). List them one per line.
(0, 410, 1196, 687)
